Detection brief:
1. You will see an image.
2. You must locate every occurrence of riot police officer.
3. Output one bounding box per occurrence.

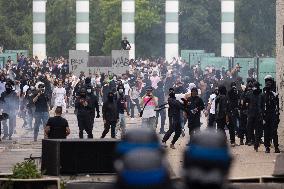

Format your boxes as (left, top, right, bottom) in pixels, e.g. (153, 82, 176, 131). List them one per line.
(215, 85, 228, 134)
(75, 88, 93, 139)
(86, 85, 100, 131)
(246, 82, 264, 152)
(227, 82, 240, 146)
(185, 87, 205, 138)
(263, 75, 280, 153)
(183, 129, 232, 189)
(162, 88, 184, 149)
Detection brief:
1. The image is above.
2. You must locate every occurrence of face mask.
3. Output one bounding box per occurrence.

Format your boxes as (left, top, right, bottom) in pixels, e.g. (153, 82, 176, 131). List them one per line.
(30, 86, 35, 90)
(169, 92, 175, 98)
(252, 87, 257, 91)
(87, 89, 92, 93)
(6, 87, 12, 93)
(119, 89, 124, 94)
(108, 95, 114, 101)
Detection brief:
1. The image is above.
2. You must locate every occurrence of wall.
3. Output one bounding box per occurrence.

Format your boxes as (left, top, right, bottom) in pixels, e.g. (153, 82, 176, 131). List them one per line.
(276, 0, 284, 147)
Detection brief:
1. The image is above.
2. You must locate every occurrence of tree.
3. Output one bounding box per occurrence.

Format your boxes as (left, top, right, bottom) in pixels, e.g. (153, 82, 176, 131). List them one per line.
(0, 0, 32, 54)
(179, 0, 221, 55)
(235, 0, 276, 57)
(46, 0, 76, 57)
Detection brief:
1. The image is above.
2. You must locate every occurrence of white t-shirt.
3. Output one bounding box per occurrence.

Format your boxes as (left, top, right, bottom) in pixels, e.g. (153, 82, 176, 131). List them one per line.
(142, 96, 157, 118)
(208, 94, 217, 114)
(124, 83, 131, 96)
(53, 87, 66, 106)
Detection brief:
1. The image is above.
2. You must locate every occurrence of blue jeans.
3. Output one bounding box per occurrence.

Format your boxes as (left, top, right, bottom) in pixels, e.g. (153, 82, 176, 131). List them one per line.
(34, 112, 49, 140)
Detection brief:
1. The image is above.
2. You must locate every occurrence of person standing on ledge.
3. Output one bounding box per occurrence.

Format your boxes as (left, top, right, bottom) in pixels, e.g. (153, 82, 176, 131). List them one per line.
(121, 36, 131, 50)
(44, 106, 70, 139)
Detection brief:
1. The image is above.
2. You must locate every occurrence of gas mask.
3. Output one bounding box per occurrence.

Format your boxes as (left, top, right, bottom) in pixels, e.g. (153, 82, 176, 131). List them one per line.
(87, 89, 92, 93)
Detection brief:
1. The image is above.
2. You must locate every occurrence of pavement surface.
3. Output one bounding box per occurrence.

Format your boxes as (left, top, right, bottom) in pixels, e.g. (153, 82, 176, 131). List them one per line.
(0, 108, 283, 180)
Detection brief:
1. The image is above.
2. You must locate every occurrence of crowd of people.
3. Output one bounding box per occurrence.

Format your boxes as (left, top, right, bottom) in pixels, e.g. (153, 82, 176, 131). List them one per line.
(0, 53, 281, 154)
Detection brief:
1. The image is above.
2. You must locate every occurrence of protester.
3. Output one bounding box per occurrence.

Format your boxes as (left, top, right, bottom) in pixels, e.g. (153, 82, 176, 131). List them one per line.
(140, 87, 158, 129)
(44, 106, 70, 139)
(0, 52, 281, 155)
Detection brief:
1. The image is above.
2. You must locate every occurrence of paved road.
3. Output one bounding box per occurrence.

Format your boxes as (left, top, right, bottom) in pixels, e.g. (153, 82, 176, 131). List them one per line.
(0, 108, 283, 179)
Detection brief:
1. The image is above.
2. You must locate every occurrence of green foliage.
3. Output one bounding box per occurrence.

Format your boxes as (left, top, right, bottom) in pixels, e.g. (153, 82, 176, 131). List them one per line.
(235, 0, 276, 57)
(46, 0, 76, 57)
(0, 0, 276, 58)
(135, 0, 164, 58)
(0, 0, 32, 54)
(179, 0, 221, 56)
(11, 159, 41, 179)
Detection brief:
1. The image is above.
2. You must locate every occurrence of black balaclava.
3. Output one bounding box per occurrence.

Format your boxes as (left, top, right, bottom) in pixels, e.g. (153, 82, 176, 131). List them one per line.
(252, 81, 261, 95)
(168, 88, 175, 99)
(108, 92, 114, 102)
(5, 83, 13, 93)
(183, 128, 232, 189)
(218, 85, 227, 96)
(264, 76, 274, 92)
(80, 88, 87, 98)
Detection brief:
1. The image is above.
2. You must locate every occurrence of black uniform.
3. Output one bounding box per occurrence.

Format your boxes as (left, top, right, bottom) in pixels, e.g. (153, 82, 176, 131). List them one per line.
(75, 93, 93, 139)
(215, 86, 228, 134)
(263, 88, 280, 152)
(162, 94, 184, 145)
(101, 94, 118, 138)
(186, 95, 205, 136)
(86, 89, 100, 130)
(239, 88, 249, 144)
(246, 87, 264, 150)
(227, 85, 240, 145)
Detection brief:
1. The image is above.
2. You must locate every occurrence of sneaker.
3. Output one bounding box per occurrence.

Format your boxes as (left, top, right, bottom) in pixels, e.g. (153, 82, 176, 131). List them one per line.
(231, 142, 236, 147)
(170, 144, 176, 149)
(182, 129, 185, 137)
(8, 136, 12, 140)
(162, 142, 168, 148)
(2, 135, 7, 140)
(275, 147, 280, 153)
(265, 147, 270, 153)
